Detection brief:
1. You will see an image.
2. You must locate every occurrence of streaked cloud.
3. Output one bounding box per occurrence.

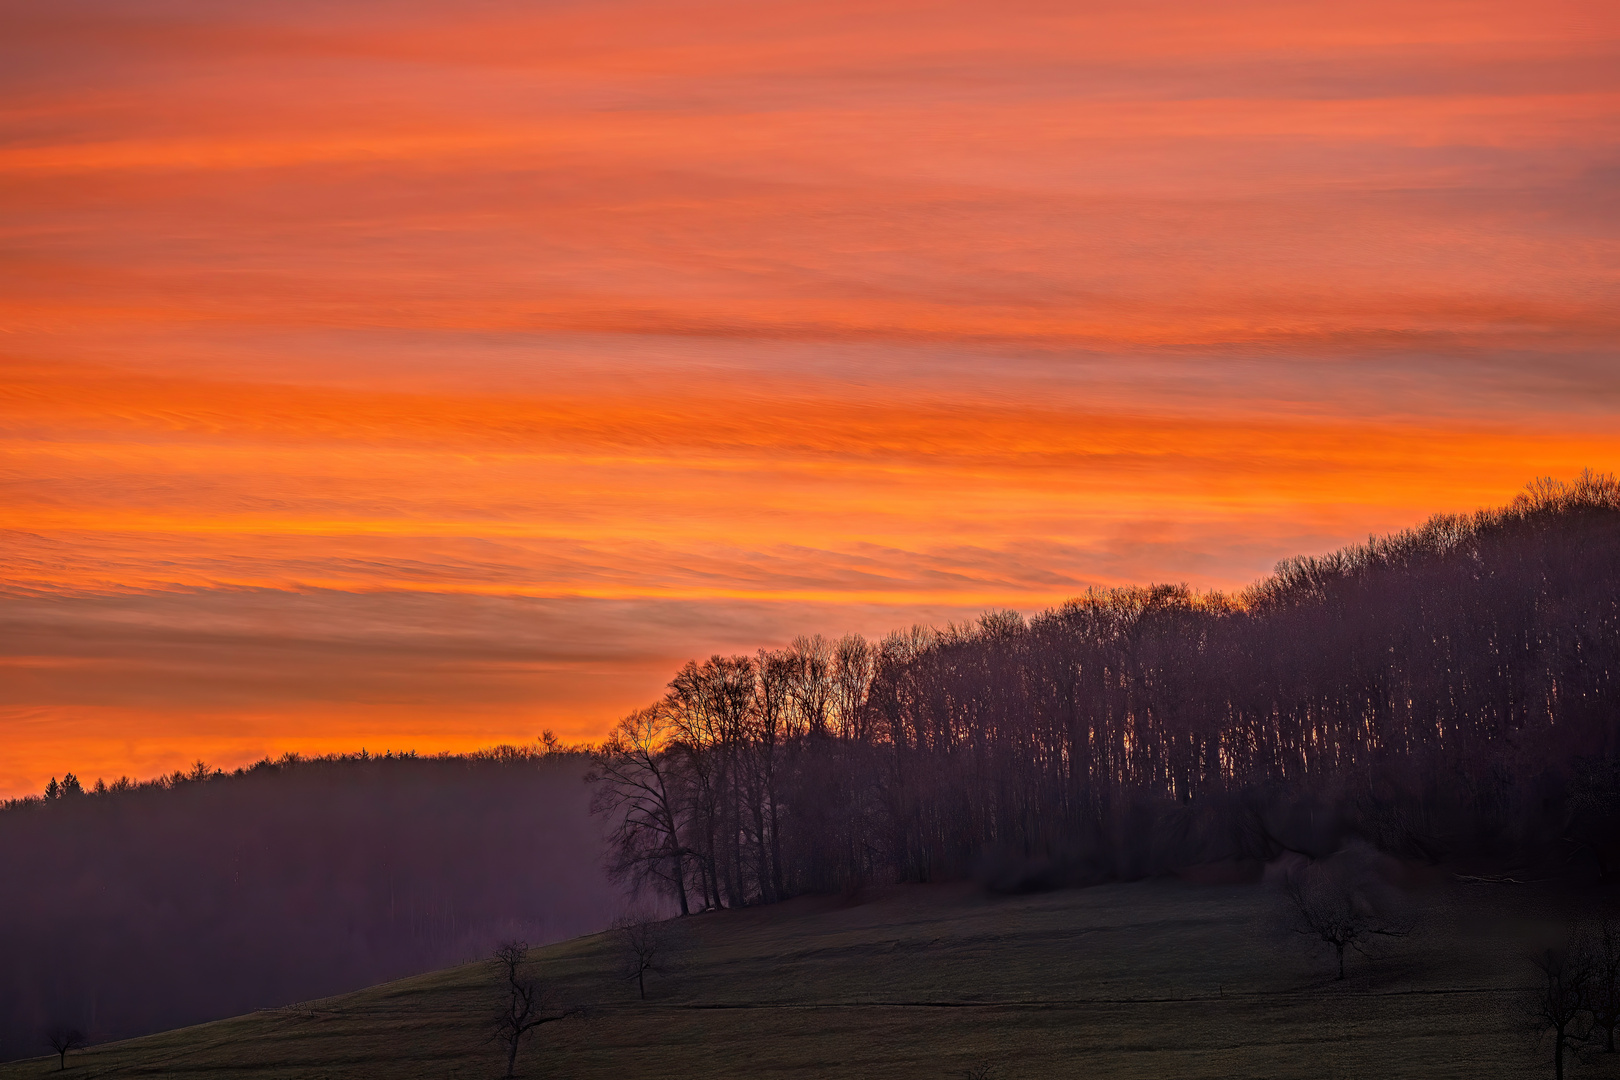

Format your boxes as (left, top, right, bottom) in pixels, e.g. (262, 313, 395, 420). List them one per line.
(1, 0, 1615, 795)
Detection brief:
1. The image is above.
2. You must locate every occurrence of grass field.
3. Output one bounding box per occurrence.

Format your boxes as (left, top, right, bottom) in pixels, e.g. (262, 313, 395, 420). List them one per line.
(3, 876, 1614, 1080)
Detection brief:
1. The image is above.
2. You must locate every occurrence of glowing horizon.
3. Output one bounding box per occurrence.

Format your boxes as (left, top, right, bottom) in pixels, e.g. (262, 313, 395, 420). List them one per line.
(2, 0, 1617, 797)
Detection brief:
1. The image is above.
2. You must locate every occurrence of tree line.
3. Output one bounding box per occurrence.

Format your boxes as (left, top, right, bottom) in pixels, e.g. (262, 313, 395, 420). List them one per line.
(590, 472, 1620, 910)
(5, 737, 591, 815)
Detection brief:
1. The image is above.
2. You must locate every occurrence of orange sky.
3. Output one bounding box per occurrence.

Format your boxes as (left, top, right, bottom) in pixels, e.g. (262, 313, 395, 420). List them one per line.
(2, 0, 1617, 796)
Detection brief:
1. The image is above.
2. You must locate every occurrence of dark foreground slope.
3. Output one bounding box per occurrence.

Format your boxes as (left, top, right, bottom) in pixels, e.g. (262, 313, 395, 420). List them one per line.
(3, 877, 1612, 1080)
(0, 752, 621, 1060)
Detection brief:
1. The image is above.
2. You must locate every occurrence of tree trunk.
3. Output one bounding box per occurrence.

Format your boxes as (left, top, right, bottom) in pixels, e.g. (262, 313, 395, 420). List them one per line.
(1336, 943, 1346, 980)
(754, 824, 773, 905)
(730, 805, 747, 905)
(638, 966, 646, 999)
(506, 1035, 520, 1079)
(671, 850, 690, 916)
(1555, 1023, 1565, 1080)
(703, 832, 721, 909)
(768, 782, 786, 900)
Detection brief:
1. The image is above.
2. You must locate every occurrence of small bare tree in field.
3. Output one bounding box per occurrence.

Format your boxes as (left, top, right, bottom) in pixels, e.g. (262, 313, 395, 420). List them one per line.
(1529, 946, 1591, 1080)
(44, 1027, 85, 1071)
(491, 941, 576, 1079)
(1282, 855, 1409, 980)
(614, 912, 669, 1000)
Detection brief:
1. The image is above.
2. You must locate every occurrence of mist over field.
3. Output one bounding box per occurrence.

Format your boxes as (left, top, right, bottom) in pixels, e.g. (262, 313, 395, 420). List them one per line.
(0, 753, 619, 1061)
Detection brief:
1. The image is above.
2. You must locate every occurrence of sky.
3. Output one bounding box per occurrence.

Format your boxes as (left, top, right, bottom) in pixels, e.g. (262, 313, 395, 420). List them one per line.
(2, 0, 1618, 797)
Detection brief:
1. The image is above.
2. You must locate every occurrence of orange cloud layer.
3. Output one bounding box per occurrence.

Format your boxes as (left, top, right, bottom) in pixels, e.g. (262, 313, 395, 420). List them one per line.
(0, 0, 1616, 796)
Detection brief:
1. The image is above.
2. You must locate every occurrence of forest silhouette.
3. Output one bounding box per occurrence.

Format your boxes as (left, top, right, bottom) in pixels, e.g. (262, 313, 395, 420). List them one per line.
(591, 472, 1620, 909)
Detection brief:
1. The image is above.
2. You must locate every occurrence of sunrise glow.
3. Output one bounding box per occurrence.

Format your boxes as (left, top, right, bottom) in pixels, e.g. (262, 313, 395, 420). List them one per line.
(3, 0, 1617, 796)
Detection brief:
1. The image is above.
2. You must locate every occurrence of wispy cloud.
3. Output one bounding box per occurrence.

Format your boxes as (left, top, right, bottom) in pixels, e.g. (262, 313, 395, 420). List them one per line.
(1, 0, 1616, 794)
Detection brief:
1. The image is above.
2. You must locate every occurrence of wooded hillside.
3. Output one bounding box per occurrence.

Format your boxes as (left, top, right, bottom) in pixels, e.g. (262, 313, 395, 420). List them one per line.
(0, 751, 615, 1060)
(592, 473, 1620, 909)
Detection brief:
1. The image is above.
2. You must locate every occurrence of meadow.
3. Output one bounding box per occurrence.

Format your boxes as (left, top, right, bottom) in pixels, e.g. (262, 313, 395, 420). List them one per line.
(2, 875, 1609, 1080)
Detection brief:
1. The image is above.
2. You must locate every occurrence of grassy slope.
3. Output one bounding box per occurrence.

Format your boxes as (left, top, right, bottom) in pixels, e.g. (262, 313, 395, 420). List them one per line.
(3, 878, 1612, 1080)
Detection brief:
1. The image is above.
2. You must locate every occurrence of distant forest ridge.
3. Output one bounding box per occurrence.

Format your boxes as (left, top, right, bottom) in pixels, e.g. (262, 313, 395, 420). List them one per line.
(5, 738, 590, 812)
(0, 748, 616, 1060)
(590, 471, 1620, 912)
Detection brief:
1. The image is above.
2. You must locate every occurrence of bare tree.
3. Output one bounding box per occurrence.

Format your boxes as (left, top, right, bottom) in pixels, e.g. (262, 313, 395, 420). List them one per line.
(1582, 919, 1620, 1053)
(750, 648, 795, 901)
(667, 655, 757, 909)
(613, 912, 670, 999)
(831, 633, 874, 740)
(588, 708, 693, 915)
(1282, 856, 1409, 980)
(1529, 946, 1591, 1080)
(787, 635, 834, 737)
(491, 941, 574, 1079)
(44, 1027, 85, 1071)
